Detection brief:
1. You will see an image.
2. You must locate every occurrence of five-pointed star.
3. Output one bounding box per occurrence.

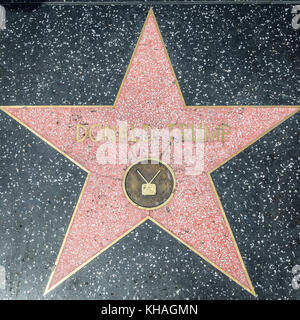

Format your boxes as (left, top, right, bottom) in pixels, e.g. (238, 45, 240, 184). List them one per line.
(2, 8, 298, 296)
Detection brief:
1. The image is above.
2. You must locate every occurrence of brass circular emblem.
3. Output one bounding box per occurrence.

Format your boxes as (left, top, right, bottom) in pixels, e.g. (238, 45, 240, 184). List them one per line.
(123, 159, 176, 210)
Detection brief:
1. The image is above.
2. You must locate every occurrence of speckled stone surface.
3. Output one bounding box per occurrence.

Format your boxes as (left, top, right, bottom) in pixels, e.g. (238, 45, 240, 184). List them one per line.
(1, 4, 300, 105)
(0, 3, 299, 300)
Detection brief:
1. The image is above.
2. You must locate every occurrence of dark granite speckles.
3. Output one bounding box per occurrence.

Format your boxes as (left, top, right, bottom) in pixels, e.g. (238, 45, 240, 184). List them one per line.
(0, 110, 87, 299)
(0, 4, 299, 105)
(0, 5, 148, 105)
(156, 4, 300, 105)
(211, 111, 300, 299)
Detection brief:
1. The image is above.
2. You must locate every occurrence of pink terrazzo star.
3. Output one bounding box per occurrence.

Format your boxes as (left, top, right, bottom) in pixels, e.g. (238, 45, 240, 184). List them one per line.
(3, 9, 298, 296)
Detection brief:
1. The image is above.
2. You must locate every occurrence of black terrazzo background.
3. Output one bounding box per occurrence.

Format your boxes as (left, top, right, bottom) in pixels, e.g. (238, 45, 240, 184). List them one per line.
(0, 3, 299, 300)
(0, 110, 87, 299)
(158, 5, 300, 105)
(0, 4, 299, 105)
(0, 5, 148, 105)
(211, 111, 300, 300)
